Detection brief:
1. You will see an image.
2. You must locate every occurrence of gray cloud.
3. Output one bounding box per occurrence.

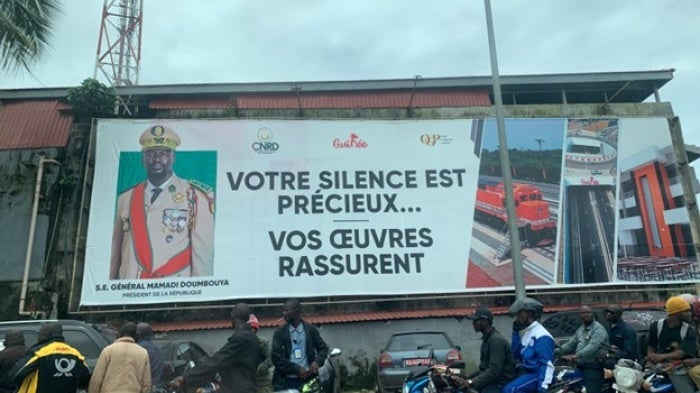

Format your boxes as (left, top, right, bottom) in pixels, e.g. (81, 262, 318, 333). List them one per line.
(1, 1, 698, 152)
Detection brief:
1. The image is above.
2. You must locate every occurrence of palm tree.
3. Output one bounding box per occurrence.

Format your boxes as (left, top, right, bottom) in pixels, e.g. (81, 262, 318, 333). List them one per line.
(0, 0, 60, 73)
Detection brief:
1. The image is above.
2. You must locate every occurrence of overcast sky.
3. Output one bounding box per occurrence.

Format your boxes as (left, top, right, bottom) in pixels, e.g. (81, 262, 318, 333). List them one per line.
(1, 1, 698, 151)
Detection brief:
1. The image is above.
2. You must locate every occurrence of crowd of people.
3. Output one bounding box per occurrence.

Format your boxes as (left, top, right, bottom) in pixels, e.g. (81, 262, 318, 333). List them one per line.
(0, 298, 329, 393)
(452, 294, 700, 393)
(3, 294, 700, 393)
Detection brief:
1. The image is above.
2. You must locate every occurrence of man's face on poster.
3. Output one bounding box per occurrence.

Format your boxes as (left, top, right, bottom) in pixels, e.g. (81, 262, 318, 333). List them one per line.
(142, 148, 174, 182)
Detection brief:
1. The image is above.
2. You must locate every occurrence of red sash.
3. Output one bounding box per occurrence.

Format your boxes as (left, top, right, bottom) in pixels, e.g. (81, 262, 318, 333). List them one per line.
(130, 183, 192, 278)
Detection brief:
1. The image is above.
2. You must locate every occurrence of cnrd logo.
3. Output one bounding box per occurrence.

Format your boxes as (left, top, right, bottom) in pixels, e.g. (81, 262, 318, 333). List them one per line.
(252, 128, 279, 154)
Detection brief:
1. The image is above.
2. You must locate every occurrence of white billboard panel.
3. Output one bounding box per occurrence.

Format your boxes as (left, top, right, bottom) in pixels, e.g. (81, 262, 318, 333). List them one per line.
(82, 119, 480, 305)
(80, 117, 700, 306)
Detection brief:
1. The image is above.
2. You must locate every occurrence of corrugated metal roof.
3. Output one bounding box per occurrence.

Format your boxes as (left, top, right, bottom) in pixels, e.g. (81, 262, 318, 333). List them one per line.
(149, 98, 232, 110)
(151, 301, 665, 332)
(0, 70, 674, 105)
(0, 100, 73, 149)
(148, 91, 490, 110)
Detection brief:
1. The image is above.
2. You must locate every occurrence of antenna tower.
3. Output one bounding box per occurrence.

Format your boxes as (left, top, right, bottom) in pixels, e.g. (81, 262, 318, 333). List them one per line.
(94, 0, 143, 87)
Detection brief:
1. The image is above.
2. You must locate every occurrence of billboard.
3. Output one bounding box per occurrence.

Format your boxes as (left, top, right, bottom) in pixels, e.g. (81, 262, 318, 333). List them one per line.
(81, 118, 699, 306)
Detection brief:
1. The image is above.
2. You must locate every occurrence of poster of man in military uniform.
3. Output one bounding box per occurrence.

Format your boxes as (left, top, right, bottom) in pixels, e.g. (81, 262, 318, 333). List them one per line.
(110, 125, 215, 279)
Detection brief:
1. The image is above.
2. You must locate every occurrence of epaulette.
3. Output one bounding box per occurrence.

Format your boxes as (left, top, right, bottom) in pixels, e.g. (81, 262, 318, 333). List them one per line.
(190, 179, 215, 215)
(190, 179, 214, 196)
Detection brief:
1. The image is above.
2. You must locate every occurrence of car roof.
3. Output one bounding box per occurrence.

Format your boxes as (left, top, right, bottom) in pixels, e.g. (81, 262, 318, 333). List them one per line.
(390, 331, 448, 336)
(0, 319, 92, 327)
(542, 307, 666, 338)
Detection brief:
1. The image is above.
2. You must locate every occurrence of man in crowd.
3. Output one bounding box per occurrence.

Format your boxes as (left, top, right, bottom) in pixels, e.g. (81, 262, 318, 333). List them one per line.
(111, 124, 215, 279)
(248, 314, 273, 393)
(137, 322, 164, 389)
(272, 298, 329, 391)
(450, 307, 516, 393)
(11, 322, 91, 393)
(0, 330, 26, 393)
(603, 304, 638, 366)
(89, 322, 151, 393)
(647, 296, 697, 393)
(560, 305, 609, 393)
(503, 297, 555, 393)
(679, 294, 700, 390)
(171, 303, 264, 393)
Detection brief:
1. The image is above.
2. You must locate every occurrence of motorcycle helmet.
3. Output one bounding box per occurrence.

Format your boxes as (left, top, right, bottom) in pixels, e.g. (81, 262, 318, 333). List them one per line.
(678, 293, 700, 317)
(508, 297, 544, 319)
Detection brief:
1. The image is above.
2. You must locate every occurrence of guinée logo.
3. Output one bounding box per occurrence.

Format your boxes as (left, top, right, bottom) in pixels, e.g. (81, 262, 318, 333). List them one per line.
(333, 133, 368, 149)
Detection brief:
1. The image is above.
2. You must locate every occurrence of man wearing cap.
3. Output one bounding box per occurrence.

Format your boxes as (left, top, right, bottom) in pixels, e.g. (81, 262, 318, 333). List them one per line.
(171, 303, 264, 393)
(503, 297, 554, 393)
(646, 296, 697, 393)
(110, 124, 215, 279)
(603, 304, 638, 367)
(451, 307, 516, 393)
(248, 315, 273, 393)
(560, 305, 609, 393)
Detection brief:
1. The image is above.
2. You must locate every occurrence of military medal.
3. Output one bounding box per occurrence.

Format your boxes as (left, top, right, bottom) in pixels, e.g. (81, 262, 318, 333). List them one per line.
(163, 209, 188, 234)
(166, 235, 173, 243)
(173, 192, 185, 203)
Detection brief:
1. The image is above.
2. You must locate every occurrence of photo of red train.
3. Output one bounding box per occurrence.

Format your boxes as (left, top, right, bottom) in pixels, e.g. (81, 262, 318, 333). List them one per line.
(467, 118, 564, 289)
(474, 180, 556, 247)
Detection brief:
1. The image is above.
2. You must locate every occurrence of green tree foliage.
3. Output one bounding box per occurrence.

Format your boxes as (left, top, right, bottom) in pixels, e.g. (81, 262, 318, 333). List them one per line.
(479, 148, 563, 184)
(67, 78, 117, 119)
(0, 0, 60, 72)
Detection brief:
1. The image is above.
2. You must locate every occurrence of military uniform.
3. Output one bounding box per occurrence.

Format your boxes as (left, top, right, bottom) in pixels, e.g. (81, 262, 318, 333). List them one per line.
(110, 125, 215, 279)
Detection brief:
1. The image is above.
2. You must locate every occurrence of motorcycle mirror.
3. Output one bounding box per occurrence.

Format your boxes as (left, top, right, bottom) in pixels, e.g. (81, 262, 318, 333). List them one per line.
(330, 348, 342, 356)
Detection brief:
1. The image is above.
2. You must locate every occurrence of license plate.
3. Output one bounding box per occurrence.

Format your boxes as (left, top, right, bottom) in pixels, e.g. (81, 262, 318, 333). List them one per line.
(404, 358, 433, 367)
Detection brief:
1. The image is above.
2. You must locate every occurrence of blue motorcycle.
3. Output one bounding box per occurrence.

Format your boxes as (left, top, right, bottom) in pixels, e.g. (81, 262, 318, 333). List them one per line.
(402, 362, 466, 393)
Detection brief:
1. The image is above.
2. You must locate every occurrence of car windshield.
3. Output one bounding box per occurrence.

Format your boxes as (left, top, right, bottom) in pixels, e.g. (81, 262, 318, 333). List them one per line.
(622, 310, 666, 331)
(387, 333, 450, 351)
(90, 323, 118, 343)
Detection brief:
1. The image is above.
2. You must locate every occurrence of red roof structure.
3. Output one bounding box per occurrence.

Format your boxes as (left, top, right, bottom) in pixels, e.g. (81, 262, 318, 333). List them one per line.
(151, 301, 665, 332)
(0, 100, 73, 149)
(149, 90, 491, 110)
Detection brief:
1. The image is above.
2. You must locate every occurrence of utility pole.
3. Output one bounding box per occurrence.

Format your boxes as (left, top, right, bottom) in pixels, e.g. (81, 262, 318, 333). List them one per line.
(484, 0, 526, 299)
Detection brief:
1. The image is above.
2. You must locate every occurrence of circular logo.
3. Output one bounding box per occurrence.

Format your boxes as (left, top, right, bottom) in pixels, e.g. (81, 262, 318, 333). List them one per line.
(258, 128, 272, 141)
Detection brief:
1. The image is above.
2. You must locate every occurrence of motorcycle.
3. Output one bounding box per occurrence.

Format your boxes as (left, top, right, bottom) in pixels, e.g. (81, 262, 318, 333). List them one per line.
(607, 358, 687, 393)
(402, 361, 465, 393)
(318, 347, 343, 393)
(547, 362, 585, 393)
(551, 353, 621, 393)
(276, 347, 343, 393)
(639, 361, 690, 393)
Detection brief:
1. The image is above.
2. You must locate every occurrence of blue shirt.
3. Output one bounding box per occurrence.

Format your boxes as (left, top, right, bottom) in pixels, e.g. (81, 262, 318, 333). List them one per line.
(138, 338, 164, 385)
(288, 323, 308, 369)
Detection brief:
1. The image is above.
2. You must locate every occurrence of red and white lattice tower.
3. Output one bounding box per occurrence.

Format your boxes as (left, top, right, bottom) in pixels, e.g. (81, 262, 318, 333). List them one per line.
(94, 0, 143, 86)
